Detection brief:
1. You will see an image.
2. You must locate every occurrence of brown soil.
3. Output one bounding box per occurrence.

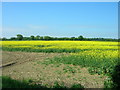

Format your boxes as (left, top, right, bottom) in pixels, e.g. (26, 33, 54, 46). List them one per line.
(2, 51, 107, 88)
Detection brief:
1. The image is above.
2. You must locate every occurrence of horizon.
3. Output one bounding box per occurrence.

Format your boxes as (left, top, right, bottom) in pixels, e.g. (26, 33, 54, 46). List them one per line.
(2, 2, 118, 39)
(1, 34, 118, 39)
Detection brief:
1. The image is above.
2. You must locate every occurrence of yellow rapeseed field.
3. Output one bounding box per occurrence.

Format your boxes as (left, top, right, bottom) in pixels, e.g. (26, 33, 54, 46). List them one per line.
(1, 41, 118, 51)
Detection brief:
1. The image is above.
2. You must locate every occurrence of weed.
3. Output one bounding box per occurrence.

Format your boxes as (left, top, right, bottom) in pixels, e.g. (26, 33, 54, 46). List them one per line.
(71, 83, 84, 88)
(63, 66, 76, 73)
(52, 81, 66, 88)
(1, 76, 46, 88)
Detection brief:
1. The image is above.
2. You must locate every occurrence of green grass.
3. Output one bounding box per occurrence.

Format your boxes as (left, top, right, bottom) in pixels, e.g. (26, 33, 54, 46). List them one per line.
(1, 76, 84, 88)
(71, 84, 84, 88)
(1, 76, 46, 88)
(63, 66, 76, 73)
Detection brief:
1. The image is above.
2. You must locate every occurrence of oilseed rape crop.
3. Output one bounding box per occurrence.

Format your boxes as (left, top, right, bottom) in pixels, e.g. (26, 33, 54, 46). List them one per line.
(1, 41, 118, 53)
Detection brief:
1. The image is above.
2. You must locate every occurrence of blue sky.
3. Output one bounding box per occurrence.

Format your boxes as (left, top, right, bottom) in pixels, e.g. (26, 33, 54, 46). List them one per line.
(2, 0, 119, 2)
(2, 2, 118, 38)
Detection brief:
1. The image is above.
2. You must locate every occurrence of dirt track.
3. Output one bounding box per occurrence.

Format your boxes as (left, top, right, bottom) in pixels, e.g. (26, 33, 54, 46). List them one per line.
(2, 51, 63, 67)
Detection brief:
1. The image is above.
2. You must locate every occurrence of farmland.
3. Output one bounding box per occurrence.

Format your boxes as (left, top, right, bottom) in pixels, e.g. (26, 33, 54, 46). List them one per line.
(1, 41, 119, 88)
(1, 41, 118, 53)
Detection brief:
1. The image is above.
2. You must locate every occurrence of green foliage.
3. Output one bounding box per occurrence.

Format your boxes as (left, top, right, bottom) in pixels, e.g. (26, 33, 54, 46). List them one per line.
(30, 35, 35, 40)
(44, 36, 52, 40)
(71, 84, 84, 88)
(35, 35, 40, 40)
(53, 81, 66, 88)
(40, 36, 44, 40)
(2, 46, 83, 53)
(10, 37, 16, 40)
(43, 54, 118, 76)
(104, 61, 120, 89)
(104, 77, 114, 88)
(78, 35, 84, 40)
(1, 37, 7, 41)
(1, 76, 46, 88)
(16, 34, 23, 40)
(1, 76, 84, 88)
(1, 34, 118, 41)
(63, 66, 76, 73)
(111, 61, 120, 88)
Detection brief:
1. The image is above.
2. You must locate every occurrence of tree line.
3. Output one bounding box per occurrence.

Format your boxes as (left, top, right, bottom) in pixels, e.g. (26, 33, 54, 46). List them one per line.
(0, 34, 119, 41)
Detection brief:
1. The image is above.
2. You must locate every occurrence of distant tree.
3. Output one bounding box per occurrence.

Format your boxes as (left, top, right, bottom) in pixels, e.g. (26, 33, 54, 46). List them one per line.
(2, 37, 7, 41)
(16, 34, 23, 40)
(10, 37, 16, 40)
(71, 37, 76, 40)
(4, 34, 118, 41)
(78, 35, 84, 40)
(35, 35, 40, 40)
(49, 36, 53, 40)
(118, 38, 120, 42)
(40, 36, 43, 40)
(63, 37, 69, 40)
(30, 35, 35, 40)
(23, 37, 29, 40)
(55, 37, 58, 40)
(44, 36, 51, 40)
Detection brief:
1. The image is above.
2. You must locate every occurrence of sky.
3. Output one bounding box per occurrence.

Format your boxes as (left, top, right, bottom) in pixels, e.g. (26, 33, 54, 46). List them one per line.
(2, 0, 119, 2)
(2, 2, 118, 38)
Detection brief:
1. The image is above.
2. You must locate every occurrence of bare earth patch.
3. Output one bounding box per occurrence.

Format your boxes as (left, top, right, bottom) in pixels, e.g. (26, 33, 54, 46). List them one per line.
(2, 51, 107, 88)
